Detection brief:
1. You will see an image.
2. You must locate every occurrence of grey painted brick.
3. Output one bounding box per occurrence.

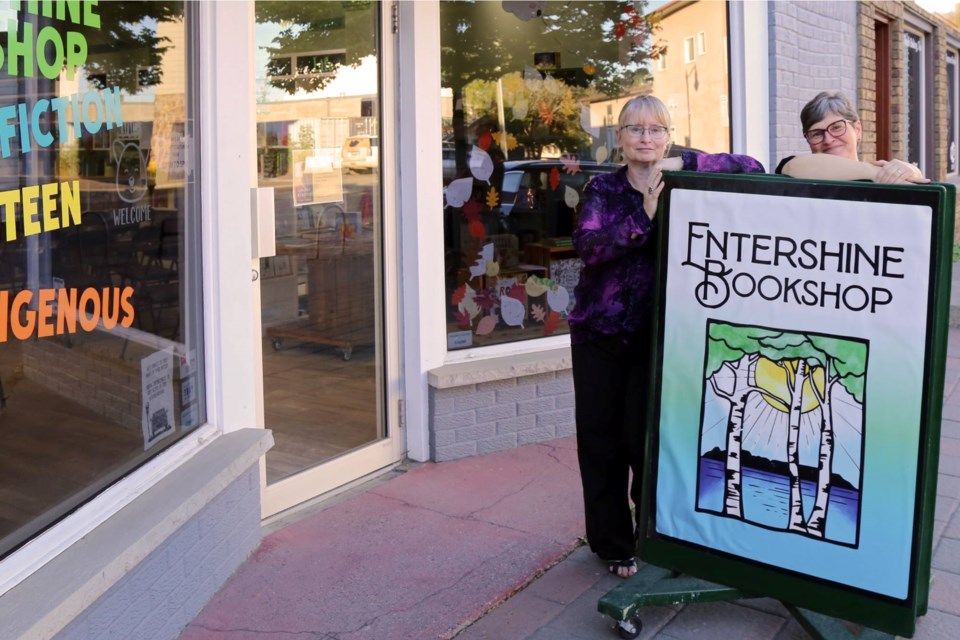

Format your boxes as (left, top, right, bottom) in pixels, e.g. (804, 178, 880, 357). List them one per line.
(432, 428, 457, 447)
(455, 423, 498, 443)
(496, 384, 537, 404)
(538, 409, 575, 427)
(476, 403, 517, 423)
(537, 379, 573, 397)
(518, 426, 557, 445)
(431, 394, 456, 416)
(556, 422, 576, 438)
(435, 384, 480, 399)
(435, 441, 478, 461)
(555, 393, 576, 410)
(454, 391, 496, 411)
(497, 414, 537, 434)
(434, 410, 477, 430)
(477, 378, 518, 392)
(518, 397, 556, 416)
(520, 372, 557, 386)
(477, 433, 519, 455)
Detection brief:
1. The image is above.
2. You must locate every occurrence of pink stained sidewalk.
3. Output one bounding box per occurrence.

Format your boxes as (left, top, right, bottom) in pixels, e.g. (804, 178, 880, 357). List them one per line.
(180, 436, 587, 640)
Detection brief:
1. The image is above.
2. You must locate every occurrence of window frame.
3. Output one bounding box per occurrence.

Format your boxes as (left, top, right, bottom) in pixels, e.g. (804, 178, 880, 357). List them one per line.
(684, 35, 695, 63)
(947, 48, 958, 177)
(697, 31, 706, 55)
(901, 24, 928, 175)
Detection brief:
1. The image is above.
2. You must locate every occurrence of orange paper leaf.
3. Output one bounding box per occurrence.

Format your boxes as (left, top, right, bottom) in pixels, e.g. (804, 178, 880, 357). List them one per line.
(560, 154, 581, 175)
(538, 100, 554, 126)
(451, 284, 467, 306)
(463, 198, 483, 222)
(477, 131, 492, 151)
(543, 311, 560, 336)
(549, 167, 560, 191)
(485, 186, 499, 208)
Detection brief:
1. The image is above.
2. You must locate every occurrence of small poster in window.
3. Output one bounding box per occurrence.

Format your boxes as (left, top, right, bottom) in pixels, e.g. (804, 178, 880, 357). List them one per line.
(141, 350, 176, 450)
(292, 148, 343, 206)
(534, 51, 560, 70)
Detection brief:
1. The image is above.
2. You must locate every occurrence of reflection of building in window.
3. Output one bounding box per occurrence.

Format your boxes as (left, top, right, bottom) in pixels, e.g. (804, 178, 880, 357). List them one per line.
(903, 30, 925, 173)
(657, 51, 667, 71)
(649, 0, 730, 153)
(948, 51, 957, 176)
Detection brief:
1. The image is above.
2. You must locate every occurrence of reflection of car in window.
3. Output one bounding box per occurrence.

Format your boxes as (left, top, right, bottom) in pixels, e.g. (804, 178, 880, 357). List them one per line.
(341, 135, 379, 172)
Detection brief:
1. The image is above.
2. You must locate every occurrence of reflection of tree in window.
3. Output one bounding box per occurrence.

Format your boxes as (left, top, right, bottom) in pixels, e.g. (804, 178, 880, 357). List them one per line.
(77, 2, 182, 93)
(256, 2, 377, 94)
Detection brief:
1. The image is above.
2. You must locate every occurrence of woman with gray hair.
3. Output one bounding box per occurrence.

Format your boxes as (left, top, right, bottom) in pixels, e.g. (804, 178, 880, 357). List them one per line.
(776, 91, 928, 183)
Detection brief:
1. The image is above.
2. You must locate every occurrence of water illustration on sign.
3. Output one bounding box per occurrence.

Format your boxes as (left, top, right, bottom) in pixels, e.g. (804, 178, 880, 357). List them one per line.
(696, 320, 867, 547)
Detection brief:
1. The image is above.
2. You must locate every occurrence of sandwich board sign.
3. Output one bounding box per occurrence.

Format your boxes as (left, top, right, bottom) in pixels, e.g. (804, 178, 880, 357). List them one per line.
(640, 173, 955, 637)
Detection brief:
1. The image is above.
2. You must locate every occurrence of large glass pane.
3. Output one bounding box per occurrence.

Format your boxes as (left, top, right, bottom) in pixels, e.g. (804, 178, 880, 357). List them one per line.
(0, 2, 202, 559)
(904, 31, 923, 169)
(441, 0, 730, 350)
(255, 3, 383, 483)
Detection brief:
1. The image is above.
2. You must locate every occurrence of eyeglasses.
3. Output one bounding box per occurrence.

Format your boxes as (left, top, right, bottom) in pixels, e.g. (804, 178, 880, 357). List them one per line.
(803, 119, 851, 145)
(619, 124, 669, 140)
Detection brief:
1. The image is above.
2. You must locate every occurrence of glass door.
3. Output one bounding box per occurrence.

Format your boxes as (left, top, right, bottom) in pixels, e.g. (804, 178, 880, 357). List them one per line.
(253, 2, 398, 516)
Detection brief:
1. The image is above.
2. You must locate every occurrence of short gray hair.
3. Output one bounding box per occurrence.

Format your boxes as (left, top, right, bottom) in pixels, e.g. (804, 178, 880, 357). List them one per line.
(800, 92, 859, 132)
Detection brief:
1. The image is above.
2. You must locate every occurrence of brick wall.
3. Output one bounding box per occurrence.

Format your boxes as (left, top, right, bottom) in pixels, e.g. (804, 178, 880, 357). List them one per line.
(52, 463, 261, 640)
(767, 1, 858, 166)
(430, 369, 576, 461)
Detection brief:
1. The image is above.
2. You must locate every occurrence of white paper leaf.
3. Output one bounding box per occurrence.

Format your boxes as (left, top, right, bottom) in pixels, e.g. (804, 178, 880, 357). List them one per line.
(563, 185, 579, 208)
(512, 99, 528, 120)
(523, 65, 543, 91)
(469, 145, 494, 182)
(546, 286, 570, 314)
(595, 145, 609, 163)
(446, 177, 473, 207)
(469, 243, 495, 278)
(500, 295, 525, 328)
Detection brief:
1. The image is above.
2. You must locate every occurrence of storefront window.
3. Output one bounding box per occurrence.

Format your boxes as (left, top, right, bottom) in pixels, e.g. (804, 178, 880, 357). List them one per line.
(441, 0, 729, 350)
(947, 50, 957, 176)
(0, 2, 202, 559)
(904, 30, 924, 172)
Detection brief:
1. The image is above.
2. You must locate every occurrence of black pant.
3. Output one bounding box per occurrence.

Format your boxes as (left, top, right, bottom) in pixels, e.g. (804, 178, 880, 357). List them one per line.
(571, 333, 650, 561)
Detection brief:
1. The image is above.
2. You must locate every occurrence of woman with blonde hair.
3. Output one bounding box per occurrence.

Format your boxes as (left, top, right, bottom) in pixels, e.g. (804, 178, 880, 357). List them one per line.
(569, 94, 765, 577)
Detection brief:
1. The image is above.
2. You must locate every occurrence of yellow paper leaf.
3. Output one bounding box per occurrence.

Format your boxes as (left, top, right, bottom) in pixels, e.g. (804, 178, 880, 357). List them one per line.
(485, 186, 499, 208)
(485, 260, 500, 277)
(505, 133, 519, 151)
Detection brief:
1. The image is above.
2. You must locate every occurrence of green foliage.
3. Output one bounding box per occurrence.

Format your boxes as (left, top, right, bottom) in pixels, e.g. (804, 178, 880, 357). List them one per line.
(953, 243, 960, 263)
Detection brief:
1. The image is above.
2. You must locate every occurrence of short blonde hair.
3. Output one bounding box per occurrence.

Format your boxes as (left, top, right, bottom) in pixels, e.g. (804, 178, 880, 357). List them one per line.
(618, 95, 671, 130)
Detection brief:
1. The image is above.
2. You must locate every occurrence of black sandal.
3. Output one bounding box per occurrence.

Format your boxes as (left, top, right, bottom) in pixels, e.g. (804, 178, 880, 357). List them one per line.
(607, 557, 637, 578)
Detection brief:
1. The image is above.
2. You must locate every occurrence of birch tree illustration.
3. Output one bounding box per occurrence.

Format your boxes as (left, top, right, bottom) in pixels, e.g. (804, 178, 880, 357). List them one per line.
(705, 324, 779, 517)
(804, 337, 867, 537)
(757, 333, 823, 533)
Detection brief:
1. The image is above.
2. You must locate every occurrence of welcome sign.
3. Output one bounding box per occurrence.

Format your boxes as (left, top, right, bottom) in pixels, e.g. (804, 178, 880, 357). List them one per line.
(642, 174, 954, 636)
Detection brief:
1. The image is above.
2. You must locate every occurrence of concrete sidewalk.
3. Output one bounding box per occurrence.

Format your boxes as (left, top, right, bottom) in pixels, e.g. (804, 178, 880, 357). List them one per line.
(182, 329, 960, 640)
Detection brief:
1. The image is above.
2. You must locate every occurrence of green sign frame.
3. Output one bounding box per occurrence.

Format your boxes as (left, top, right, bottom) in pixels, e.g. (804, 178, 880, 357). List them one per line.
(639, 173, 955, 637)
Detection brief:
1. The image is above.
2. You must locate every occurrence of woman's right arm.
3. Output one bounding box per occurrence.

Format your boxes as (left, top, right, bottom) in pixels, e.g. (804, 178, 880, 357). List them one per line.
(572, 180, 651, 266)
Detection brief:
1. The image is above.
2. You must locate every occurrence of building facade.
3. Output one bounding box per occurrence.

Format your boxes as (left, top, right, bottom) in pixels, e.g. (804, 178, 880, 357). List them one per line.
(0, 2, 956, 638)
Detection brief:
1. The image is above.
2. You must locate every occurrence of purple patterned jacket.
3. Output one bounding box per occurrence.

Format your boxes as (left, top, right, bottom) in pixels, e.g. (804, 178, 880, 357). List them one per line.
(568, 151, 765, 345)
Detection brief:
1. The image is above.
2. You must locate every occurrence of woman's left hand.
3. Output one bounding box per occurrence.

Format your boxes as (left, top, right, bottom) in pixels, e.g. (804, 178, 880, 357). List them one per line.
(643, 167, 665, 219)
(872, 159, 929, 184)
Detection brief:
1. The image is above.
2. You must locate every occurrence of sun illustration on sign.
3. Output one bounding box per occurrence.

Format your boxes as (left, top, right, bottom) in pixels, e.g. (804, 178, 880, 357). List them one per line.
(696, 321, 867, 548)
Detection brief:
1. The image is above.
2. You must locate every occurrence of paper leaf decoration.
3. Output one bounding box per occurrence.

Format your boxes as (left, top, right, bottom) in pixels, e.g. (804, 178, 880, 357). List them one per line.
(485, 186, 499, 208)
(469, 243, 495, 278)
(525, 277, 549, 297)
(446, 177, 473, 207)
(502, 1, 546, 21)
(543, 310, 560, 335)
(476, 315, 497, 336)
(531, 303, 546, 323)
(549, 167, 560, 191)
(560, 154, 581, 174)
(546, 286, 570, 313)
(542, 75, 560, 96)
(523, 65, 542, 90)
(459, 287, 481, 320)
(454, 309, 472, 330)
(538, 100, 555, 126)
(563, 185, 579, 209)
(468, 219, 486, 240)
(505, 133, 519, 151)
(469, 146, 494, 182)
(500, 295, 525, 328)
(507, 283, 526, 302)
(451, 284, 467, 306)
(477, 131, 493, 151)
(512, 99, 528, 120)
(485, 260, 500, 277)
(595, 145, 609, 163)
(475, 288, 497, 311)
(463, 198, 483, 222)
